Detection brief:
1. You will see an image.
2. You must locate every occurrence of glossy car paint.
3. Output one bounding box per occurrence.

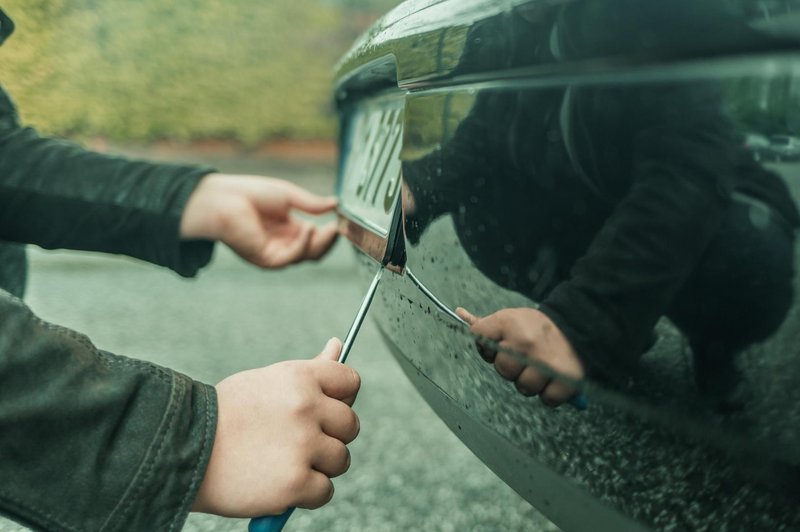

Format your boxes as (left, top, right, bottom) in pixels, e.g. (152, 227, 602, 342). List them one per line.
(334, 1, 800, 530)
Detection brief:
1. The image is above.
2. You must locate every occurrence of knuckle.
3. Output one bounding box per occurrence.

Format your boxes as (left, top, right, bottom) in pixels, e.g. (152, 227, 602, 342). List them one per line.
(494, 354, 521, 379)
(286, 391, 316, 418)
(333, 444, 351, 476)
(337, 411, 360, 445)
(349, 368, 362, 393)
(518, 336, 536, 352)
(514, 379, 538, 397)
(322, 481, 336, 506)
(308, 480, 335, 509)
(343, 447, 352, 474)
(540, 391, 562, 408)
(348, 412, 361, 441)
(286, 469, 311, 497)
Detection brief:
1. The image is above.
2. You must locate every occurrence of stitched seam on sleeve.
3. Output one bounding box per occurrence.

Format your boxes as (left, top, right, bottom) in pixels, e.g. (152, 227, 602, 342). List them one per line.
(167, 383, 215, 532)
(100, 372, 183, 531)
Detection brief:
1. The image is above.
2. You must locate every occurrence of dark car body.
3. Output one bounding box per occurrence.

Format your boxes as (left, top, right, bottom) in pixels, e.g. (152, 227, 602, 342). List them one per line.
(333, 1, 800, 530)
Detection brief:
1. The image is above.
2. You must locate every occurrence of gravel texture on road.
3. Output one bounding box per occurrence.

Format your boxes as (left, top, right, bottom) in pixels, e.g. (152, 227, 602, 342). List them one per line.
(0, 237, 558, 532)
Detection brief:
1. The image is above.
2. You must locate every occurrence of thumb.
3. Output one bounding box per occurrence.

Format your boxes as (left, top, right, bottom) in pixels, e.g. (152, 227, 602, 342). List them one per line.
(315, 337, 343, 362)
(456, 307, 479, 326)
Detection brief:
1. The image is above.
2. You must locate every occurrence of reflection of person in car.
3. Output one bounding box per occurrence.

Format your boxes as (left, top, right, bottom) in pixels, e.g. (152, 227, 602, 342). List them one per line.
(404, 0, 799, 409)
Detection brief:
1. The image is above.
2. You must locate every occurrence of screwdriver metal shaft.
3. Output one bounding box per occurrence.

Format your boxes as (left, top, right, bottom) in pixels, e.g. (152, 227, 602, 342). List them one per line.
(339, 267, 383, 364)
(249, 266, 384, 532)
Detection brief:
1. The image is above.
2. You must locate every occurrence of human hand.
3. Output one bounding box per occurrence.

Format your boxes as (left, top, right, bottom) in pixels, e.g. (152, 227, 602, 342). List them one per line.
(191, 338, 361, 517)
(456, 307, 585, 407)
(180, 174, 339, 268)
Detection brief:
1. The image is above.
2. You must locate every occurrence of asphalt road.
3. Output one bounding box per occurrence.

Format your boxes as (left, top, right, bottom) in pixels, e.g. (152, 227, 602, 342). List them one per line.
(0, 159, 557, 532)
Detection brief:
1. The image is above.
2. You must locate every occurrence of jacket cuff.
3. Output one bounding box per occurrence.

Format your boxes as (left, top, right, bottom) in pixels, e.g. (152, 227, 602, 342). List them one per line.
(147, 166, 216, 278)
(104, 373, 217, 532)
(539, 284, 640, 385)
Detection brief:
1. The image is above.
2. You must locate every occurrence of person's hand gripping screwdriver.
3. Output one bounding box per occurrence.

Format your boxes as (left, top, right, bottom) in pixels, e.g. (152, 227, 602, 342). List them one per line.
(457, 307, 588, 409)
(191, 338, 360, 526)
(249, 267, 383, 531)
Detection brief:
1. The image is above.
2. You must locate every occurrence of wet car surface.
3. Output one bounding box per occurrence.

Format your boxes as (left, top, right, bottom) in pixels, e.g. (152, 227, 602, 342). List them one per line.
(334, 0, 800, 530)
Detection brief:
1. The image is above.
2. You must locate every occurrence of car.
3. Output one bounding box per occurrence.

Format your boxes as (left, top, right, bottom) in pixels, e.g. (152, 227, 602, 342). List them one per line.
(768, 134, 800, 161)
(333, 0, 800, 530)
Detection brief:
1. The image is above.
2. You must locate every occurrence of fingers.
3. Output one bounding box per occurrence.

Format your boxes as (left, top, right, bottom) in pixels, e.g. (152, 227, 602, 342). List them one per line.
(459, 306, 504, 361)
(294, 471, 335, 510)
(257, 220, 336, 268)
(455, 307, 478, 325)
(541, 379, 577, 407)
(305, 222, 339, 261)
(313, 338, 360, 405)
(494, 350, 525, 381)
(315, 363, 361, 406)
(515, 366, 549, 396)
(496, 351, 576, 406)
(459, 306, 583, 407)
(311, 436, 352, 478)
(312, 351, 361, 407)
(467, 311, 506, 342)
(319, 398, 360, 444)
(283, 182, 338, 215)
(261, 223, 313, 268)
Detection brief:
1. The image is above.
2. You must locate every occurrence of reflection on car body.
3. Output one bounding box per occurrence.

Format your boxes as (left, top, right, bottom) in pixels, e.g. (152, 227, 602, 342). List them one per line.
(769, 134, 800, 160)
(743, 131, 771, 160)
(334, 0, 800, 530)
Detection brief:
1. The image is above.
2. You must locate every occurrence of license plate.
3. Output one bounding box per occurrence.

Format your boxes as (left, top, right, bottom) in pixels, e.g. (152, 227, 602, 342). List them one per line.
(337, 94, 405, 266)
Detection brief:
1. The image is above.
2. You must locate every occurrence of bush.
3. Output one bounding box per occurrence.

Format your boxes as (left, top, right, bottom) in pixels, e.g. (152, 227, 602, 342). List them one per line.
(0, 0, 395, 143)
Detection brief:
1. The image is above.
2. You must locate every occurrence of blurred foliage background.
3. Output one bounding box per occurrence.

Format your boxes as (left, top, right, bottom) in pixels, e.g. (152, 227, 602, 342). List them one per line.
(0, 0, 401, 144)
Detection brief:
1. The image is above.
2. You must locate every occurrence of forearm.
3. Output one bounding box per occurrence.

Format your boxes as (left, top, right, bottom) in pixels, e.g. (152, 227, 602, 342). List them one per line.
(541, 153, 732, 380)
(0, 85, 215, 276)
(0, 291, 216, 531)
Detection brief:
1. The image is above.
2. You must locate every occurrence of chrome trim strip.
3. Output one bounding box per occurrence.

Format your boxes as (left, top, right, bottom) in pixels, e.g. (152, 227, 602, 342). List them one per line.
(405, 267, 469, 327)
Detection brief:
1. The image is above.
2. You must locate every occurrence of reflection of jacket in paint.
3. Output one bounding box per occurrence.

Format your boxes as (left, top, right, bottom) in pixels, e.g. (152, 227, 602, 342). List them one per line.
(0, 10, 218, 530)
(404, 1, 799, 381)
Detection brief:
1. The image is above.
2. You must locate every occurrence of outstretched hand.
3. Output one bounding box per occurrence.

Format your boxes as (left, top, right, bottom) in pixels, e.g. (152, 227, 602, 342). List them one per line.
(456, 307, 585, 407)
(192, 338, 361, 517)
(181, 173, 339, 268)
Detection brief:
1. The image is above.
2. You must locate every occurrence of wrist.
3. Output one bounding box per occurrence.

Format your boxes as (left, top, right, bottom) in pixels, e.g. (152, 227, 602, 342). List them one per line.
(180, 173, 228, 240)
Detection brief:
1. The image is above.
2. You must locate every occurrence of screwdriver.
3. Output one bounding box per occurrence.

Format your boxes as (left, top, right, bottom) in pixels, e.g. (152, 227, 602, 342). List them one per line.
(248, 267, 384, 532)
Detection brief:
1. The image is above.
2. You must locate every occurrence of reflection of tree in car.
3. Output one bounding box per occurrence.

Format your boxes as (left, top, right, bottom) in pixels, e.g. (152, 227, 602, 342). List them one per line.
(403, 0, 800, 409)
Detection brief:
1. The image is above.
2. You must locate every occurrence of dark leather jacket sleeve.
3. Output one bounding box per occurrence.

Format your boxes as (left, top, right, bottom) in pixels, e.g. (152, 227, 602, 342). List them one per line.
(0, 84, 220, 528)
(0, 85, 215, 278)
(0, 292, 216, 531)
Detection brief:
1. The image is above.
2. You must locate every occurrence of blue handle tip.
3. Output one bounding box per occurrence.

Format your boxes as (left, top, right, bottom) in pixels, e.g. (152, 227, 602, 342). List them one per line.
(570, 393, 588, 410)
(249, 507, 295, 532)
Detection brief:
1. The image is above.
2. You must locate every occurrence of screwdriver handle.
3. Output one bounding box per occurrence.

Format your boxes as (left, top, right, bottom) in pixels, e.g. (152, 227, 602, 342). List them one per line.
(249, 507, 295, 532)
(247, 268, 384, 532)
(569, 393, 588, 410)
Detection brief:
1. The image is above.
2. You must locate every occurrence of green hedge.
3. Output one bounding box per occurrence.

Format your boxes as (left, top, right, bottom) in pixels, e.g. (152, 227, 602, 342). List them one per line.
(0, 0, 397, 143)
